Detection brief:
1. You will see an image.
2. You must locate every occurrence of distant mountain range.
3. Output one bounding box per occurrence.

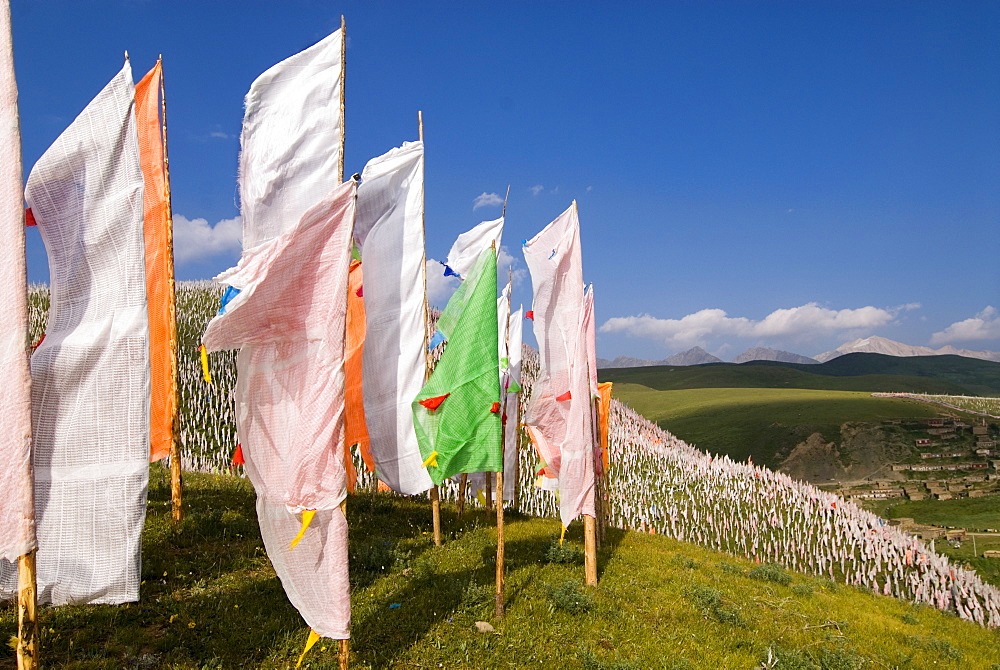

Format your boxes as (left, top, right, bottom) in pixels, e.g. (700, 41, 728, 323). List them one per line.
(598, 346, 813, 368)
(598, 337, 1000, 369)
(733, 347, 818, 365)
(815, 336, 1000, 363)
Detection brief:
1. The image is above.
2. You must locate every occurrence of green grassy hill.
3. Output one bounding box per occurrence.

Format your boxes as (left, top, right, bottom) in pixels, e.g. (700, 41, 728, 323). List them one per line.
(609, 385, 952, 467)
(599, 353, 1000, 396)
(3, 468, 997, 670)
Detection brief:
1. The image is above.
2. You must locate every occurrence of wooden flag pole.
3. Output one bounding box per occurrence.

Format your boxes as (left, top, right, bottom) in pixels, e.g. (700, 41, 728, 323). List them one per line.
(456, 474, 467, 518)
(338, 15, 346, 184)
(584, 514, 598, 586)
(495, 238, 508, 618)
(17, 551, 38, 669)
(158, 57, 183, 524)
(495, 470, 505, 618)
(338, 639, 349, 670)
(418, 110, 442, 547)
(340, 20, 352, 668)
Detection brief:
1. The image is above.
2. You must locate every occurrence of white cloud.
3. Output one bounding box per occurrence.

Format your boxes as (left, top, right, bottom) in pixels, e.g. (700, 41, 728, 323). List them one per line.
(426, 259, 460, 308)
(930, 306, 1000, 345)
(172, 214, 242, 264)
(529, 184, 544, 196)
(209, 131, 233, 139)
(496, 245, 527, 287)
(473, 192, 504, 210)
(600, 302, 901, 349)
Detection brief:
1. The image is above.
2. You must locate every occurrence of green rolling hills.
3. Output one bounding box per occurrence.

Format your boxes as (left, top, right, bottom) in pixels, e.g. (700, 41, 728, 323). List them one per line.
(601, 354, 1000, 472)
(598, 353, 1000, 396)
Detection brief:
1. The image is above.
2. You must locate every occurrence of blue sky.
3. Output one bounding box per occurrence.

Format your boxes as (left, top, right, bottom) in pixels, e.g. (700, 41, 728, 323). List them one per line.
(10, 1, 999, 360)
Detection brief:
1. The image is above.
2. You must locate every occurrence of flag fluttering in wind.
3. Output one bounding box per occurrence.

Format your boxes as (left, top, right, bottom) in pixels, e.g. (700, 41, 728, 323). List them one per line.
(202, 179, 356, 639)
(502, 301, 524, 500)
(202, 26, 352, 639)
(343, 259, 373, 492)
(442, 215, 503, 279)
(135, 60, 177, 464)
(522, 202, 595, 528)
(0, 0, 34, 567)
(413, 247, 501, 485)
(2, 60, 150, 605)
(354, 141, 433, 496)
(240, 28, 344, 249)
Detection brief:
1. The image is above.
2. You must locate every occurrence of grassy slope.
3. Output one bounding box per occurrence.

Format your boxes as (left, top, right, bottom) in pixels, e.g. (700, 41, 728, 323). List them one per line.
(599, 353, 1000, 396)
(610, 385, 945, 465)
(2, 468, 997, 670)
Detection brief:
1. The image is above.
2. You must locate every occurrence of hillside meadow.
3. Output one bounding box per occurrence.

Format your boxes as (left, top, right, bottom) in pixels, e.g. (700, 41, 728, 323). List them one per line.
(3, 468, 999, 670)
(608, 385, 952, 467)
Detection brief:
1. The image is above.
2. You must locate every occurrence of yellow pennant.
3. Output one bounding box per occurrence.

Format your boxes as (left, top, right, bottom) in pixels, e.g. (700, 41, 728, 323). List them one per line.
(476, 490, 487, 507)
(559, 525, 567, 546)
(421, 450, 439, 469)
(199, 344, 212, 384)
(295, 628, 321, 668)
(289, 509, 317, 550)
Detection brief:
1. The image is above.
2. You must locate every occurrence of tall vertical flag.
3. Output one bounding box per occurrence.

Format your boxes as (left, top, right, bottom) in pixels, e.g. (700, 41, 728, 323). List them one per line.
(205, 28, 351, 640)
(353, 141, 434, 495)
(441, 216, 503, 279)
(522, 202, 595, 528)
(343, 259, 374, 491)
(135, 60, 177, 463)
(240, 28, 344, 249)
(1, 60, 150, 605)
(503, 301, 524, 500)
(413, 247, 501, 484)
(0, 0, 34, 567)
(202, 180, 356, 640)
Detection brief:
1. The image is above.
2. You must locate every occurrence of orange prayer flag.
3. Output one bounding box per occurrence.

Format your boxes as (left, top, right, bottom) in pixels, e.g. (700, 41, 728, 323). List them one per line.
(135, 61, 177, 463)
(597, 381, 613, 471)
(344, 260, 373, 485)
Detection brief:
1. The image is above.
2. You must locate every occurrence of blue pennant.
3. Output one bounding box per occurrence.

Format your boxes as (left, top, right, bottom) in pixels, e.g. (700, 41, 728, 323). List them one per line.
(218, 286, 241, 315)
(427, 330, 447, 351)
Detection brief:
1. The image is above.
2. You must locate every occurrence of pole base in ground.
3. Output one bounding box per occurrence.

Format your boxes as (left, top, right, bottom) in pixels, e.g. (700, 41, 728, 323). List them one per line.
(495, 471, 505, 619)
(17, 551, 38, 670)
(430, 486, 442, 546)
(584, 514, 598, 586)
(339, 639, 349, 670)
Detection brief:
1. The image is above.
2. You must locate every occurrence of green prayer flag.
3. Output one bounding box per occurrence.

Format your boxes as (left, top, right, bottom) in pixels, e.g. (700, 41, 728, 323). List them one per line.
(413, 247, 501, 485)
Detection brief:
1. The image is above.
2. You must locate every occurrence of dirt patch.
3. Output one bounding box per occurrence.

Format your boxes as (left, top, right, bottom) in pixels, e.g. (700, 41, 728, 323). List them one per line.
(778, 432, 847, 483)
(839, 422, 910, 481)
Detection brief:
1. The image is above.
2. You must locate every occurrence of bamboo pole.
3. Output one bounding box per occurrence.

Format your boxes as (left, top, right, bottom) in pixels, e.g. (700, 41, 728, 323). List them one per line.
(17, 551, 38, 670)
(584, 514, 598, 586)
(338, 15, 346, 184)
(495, 470, 505, 618)
(456, 473, 467, 518)
(157, 57, 183, 524)
(338, 639, 349, 670)
(417, 111, 442, 547)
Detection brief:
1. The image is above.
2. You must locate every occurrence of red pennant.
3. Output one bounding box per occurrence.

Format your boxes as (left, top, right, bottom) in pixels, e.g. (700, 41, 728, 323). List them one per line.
(525, 310, 534, 320)
(30, 333, 45, 351)
(232, 443, 245, 466)
(490, 402, 501, 413)
(418, 393, 450, 411)
(356, 286, 363, 298)
(556, 390, 572, 401)
(25, 207, 36, 227)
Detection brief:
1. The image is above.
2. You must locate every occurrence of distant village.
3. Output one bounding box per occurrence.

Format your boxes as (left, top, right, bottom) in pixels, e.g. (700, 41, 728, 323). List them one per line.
(837, 417, 999, 505)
